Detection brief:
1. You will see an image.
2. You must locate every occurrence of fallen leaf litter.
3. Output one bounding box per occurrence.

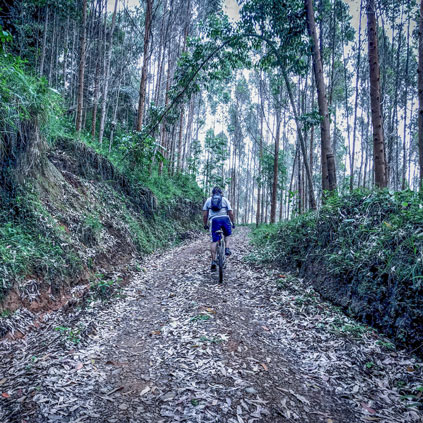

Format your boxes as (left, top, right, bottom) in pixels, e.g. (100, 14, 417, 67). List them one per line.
(0, 228, 422, 422)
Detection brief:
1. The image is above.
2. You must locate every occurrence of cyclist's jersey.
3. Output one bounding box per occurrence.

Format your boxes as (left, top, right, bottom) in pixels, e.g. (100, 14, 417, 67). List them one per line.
(202, 197, 232, 221)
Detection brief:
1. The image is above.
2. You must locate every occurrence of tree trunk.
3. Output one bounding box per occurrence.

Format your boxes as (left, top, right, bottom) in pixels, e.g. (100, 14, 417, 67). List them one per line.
(154, 0, 168, 105)
(256, 90, 263, 226)
(305, 0, 336, 192)
(136, 0, 153, 131)
(350, 0, 363, 191)
(91, 1, 104, 137)
(98, 0, 118, 145)
(358, 108, 365, 187)
(76, 0, 88, 133)
(70, 20, 77, 109)
(282, 68, 316, 210)
(402, 3, 410, 190)
(159, 44, 173, 174)
(270, 108, 281, 223)
(39, 6, 49, 76)
(109, 68, 123, 152)
(367, 0, 388, 188)
(63, 15, 70, 93)
(419, 0, 423, 188)
(341, 9, 352, 190)
(389, 6, 404, 190)
(177, 109, 184, 171)
(48, 11, 56, 85)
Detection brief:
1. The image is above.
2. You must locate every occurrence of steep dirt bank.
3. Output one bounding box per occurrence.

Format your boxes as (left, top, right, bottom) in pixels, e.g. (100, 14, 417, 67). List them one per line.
(0, 137, 200, 318)
(251, 191, 423, 356)
(0, 228, 421, 422)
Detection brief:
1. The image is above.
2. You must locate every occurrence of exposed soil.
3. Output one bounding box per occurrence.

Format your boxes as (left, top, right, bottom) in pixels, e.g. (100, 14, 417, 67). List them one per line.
(0, 228, 422, 423)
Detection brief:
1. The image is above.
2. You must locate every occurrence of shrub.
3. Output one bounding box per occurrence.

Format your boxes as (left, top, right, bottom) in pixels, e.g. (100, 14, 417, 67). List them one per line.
(251, 189, 423, 352)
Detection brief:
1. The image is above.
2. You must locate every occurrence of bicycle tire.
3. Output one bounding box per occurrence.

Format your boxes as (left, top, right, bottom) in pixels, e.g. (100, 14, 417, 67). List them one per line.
(218, 240, 224, 283)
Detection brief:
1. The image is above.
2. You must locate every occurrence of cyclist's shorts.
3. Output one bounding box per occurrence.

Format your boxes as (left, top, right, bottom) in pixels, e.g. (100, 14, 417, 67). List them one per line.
(210, 215, 232, 242)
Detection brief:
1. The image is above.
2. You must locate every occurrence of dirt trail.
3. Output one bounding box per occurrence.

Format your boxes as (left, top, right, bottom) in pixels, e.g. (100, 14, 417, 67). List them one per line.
(0, 228, 422, 423)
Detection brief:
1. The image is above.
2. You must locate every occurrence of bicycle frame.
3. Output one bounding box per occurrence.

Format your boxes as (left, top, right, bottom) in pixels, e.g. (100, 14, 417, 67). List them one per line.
(215, 229, 225, 283)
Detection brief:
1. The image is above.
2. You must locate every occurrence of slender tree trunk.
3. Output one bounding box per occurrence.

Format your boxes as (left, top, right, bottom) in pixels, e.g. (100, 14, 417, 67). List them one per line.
(390, 6, 404, 190)
(328, 1, 336, 108)
(305, 0, 336, 192)
(288, 147, 298, 218)
(358, 110, 365, 187)
(298, 152, 303, 214)
(282, 69, 316, 209)
(39, 6, 49, 76)
(91, 1, 104, 137)
(76, 0, 88, 132)
(177, 109, 184, 171)
(98, 0, 118, 145)
(367, 0, 388, 188)
(91, 54, 102, 137)
(109, 68, 123, 152)
(70, 20, 77, 109)
(136, 0, 153, 131)
(419, 0, 423, 188)
(402, 3, 411, 190)
(159, 45, 173, 174)
(363, 91, 371, 188)
(350, 0, 363, 191)
(182, 97, 195, 170)
(340, 11, 352, 190)
(256, 79, 264, 226)
(270, 107, 281, 223)
(154, 0, 168, 105)
(63, 15, 70, 93)
(48, 11, 58, 86)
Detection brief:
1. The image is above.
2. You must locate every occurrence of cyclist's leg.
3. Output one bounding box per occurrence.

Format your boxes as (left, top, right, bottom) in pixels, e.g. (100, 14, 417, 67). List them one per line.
(224, 236, 230, 248)
(221, 216, 232, 252)
(210, 241, 218, 261)
(210, 217, 221, 263)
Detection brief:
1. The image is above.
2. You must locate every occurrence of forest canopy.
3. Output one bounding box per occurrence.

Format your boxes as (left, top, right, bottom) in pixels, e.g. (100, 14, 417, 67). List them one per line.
(0, 0, 422, 221)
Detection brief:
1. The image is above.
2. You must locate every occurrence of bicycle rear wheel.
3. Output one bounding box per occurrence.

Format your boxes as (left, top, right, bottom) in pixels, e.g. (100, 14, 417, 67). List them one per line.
(218, 241, 224, 283)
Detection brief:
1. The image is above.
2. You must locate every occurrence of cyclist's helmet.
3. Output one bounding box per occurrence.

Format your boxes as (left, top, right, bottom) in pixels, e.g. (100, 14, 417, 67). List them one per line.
(212, 186, 222, 195)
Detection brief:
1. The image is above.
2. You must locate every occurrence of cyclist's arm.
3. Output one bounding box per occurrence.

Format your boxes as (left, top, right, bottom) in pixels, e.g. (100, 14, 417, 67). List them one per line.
(202, 210, 209, 226)
(228, 210, 235, 224)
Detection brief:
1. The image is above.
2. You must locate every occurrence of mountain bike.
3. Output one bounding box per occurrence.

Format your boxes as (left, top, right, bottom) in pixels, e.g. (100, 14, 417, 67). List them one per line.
(215, 229, 225, 283)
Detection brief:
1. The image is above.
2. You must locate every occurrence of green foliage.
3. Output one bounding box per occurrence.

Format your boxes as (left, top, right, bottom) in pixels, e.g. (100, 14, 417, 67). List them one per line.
(0, 187, 81, 300)
(202, 129, 229, 191)
(251, 189, 423, 351)
(79, 131, 202, 208)
(0, 54, 61, 136)
(90, 273, 121, 301)
(190, 313, 212, 322)
(0, 25, 12, 45)
(54, 325, 81, 344)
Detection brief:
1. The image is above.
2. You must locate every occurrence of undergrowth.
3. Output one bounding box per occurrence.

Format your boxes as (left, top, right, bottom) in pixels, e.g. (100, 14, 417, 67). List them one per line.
(0, 52, 202, 304)
(251, 189, 423, 352)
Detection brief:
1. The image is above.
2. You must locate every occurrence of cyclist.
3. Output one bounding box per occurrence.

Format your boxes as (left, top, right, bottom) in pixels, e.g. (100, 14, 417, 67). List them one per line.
(202, 187, 235, 272)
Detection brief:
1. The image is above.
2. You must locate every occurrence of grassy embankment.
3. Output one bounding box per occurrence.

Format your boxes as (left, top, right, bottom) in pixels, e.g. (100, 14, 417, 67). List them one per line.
(0, 54, 202, 305)
(251, 190, 423, 353)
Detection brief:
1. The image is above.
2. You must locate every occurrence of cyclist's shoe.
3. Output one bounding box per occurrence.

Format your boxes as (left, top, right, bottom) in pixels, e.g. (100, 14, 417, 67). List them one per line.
(225, 248, 232, 256)
(210, 260, 217, 272)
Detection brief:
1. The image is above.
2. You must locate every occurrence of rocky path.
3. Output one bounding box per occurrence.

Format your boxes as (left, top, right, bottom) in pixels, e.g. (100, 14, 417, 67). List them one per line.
(0, 228, 422, 423)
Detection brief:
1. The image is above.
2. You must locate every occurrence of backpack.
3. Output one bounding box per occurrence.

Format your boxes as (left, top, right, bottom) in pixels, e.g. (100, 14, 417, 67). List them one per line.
(210, 193, 223, 211)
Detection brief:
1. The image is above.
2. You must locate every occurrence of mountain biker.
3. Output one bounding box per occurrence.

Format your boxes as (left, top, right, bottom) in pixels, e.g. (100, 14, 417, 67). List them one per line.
(202, 187, 235, 272)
